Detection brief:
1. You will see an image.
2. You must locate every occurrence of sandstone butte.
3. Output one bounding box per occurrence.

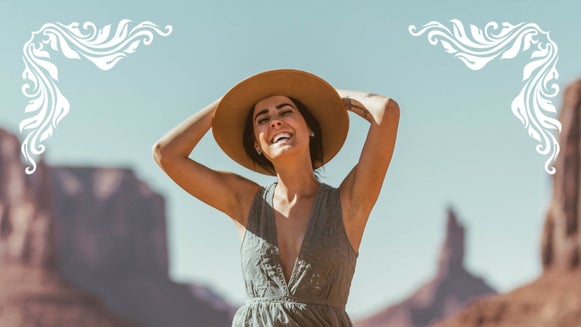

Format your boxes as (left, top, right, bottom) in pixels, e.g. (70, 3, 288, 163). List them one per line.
(354, 208, 496, 327)
(0, 129, 139, 327)
(0, 128, 236, 327)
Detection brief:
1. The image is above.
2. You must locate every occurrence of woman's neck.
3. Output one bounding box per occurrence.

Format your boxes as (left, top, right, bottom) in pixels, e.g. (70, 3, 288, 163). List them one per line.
(273, 159, 319, 200)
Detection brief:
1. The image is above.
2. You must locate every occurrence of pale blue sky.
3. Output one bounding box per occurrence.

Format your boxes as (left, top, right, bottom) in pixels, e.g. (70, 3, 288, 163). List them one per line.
(2, 0, 581, 319)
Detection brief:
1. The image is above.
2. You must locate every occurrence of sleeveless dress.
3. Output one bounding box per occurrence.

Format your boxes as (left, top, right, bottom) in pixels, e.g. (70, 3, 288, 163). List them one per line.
(232, 183, 359, 327)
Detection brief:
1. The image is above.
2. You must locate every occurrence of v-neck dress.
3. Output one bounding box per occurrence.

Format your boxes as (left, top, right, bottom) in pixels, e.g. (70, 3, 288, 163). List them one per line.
(232, 183, 358, 327)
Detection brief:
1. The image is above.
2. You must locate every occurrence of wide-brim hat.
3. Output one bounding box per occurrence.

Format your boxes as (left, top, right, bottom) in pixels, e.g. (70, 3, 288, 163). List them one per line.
(212, 69, 349, 175)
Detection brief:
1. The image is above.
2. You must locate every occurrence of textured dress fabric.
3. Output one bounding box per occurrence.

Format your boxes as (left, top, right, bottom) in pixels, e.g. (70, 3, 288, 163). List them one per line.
(232, 183, 359, 327)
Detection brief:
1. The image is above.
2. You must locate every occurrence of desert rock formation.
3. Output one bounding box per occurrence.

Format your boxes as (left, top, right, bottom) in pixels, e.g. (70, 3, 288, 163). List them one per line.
(355, 208, 496, 327)
(0, 128, 139, 327)
(0, 128, 236, 327)
(50, 165, 236, 327)
(542, 80, 581, 270)
(433, 80, 581, 327)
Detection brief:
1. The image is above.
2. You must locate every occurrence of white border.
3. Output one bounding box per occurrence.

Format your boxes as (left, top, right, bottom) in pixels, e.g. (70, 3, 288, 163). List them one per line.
(410, 20, 561, 174)
(20, 20, 172, 174)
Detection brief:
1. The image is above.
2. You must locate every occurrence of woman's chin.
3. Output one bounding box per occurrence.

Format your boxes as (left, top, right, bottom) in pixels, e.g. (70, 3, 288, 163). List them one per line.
(268, 146, 306, 163)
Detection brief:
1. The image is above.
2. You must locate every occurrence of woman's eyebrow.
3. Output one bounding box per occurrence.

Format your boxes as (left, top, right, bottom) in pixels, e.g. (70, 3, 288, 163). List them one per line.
(275, 102, 295, 110)
(254, 103, 295, 121)
(254, 109, 269, 121)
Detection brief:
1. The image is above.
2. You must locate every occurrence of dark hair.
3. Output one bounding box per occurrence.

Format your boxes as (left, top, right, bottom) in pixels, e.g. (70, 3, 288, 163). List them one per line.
(242, 97, 323, 174)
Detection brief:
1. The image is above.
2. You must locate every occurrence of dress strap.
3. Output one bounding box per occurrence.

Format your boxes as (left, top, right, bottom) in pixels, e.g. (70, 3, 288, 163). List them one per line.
(242, 183, 277, 247)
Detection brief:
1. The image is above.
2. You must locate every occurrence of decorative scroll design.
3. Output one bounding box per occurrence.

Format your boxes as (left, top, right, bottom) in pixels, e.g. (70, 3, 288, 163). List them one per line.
(20, 20, 172, 174)
(409, 19, 561, 174)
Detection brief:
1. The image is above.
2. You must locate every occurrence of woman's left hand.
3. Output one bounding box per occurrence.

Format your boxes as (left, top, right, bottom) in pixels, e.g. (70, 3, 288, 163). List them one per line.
(336, 89, 393, 125)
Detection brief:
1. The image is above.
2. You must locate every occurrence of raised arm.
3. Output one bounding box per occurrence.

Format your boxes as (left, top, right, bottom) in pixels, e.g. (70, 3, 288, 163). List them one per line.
(337, 89, 400, 251)
(152, 99, 259, 228)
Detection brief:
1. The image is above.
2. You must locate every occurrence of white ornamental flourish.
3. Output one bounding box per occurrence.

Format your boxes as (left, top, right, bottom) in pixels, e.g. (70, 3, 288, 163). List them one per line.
(20, 19, 172, 174)
(409, 19, 561, 174)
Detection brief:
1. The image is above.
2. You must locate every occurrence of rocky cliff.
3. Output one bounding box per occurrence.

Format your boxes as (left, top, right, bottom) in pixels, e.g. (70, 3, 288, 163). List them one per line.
(0, 129, 55, 268)
(0, 128, 236, 327)
(0, 128, 139, 327)
(354, 208, 496, 327)
(542, 80, 581, 270)
(432, 80, 581, 327)
(50, 165, 236, 327)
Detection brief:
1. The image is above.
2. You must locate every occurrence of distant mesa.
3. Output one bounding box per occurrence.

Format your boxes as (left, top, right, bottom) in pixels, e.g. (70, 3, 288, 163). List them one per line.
(0, 128, 236, 327)
(0, 128, 138, 327)
(354, 207, 496, 327)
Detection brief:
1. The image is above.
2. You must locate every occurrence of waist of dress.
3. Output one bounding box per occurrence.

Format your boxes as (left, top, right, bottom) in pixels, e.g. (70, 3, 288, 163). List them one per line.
(246, 296, 346, 310)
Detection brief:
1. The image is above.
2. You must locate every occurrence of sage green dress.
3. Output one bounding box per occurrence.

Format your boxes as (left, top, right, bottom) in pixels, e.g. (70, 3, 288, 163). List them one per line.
(232, 183, 358, 327)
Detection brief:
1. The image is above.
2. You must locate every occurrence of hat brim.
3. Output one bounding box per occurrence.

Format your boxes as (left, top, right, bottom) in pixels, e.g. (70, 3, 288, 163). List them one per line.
(212, 69, 349, 175)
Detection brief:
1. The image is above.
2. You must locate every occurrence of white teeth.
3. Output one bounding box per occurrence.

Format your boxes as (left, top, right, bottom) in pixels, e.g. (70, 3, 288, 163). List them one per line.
(272, 132, 292, 143)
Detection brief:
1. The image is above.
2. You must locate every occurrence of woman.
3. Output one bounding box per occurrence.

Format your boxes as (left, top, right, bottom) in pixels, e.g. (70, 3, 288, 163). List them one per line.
(153, 69, 399, 326)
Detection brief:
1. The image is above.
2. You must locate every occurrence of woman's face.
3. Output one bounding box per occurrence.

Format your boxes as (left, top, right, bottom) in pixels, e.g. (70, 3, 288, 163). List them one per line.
(252, 95, 312, 163)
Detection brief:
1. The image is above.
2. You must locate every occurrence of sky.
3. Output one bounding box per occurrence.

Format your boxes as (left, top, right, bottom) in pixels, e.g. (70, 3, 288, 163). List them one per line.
(1, 0, 581, 320)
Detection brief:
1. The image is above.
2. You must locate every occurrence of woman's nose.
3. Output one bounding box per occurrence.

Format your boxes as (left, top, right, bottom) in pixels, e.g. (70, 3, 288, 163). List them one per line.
(270, 120, 282, 128)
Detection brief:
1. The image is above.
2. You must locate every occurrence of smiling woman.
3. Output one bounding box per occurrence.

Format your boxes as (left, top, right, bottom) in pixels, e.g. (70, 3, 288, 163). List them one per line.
(242, 96, 323, 175)
(152, 69, 400, 327)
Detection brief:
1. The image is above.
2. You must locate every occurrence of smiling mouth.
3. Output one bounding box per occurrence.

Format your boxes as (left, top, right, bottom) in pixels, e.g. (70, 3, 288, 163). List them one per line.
(271, 132, 292, 144)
